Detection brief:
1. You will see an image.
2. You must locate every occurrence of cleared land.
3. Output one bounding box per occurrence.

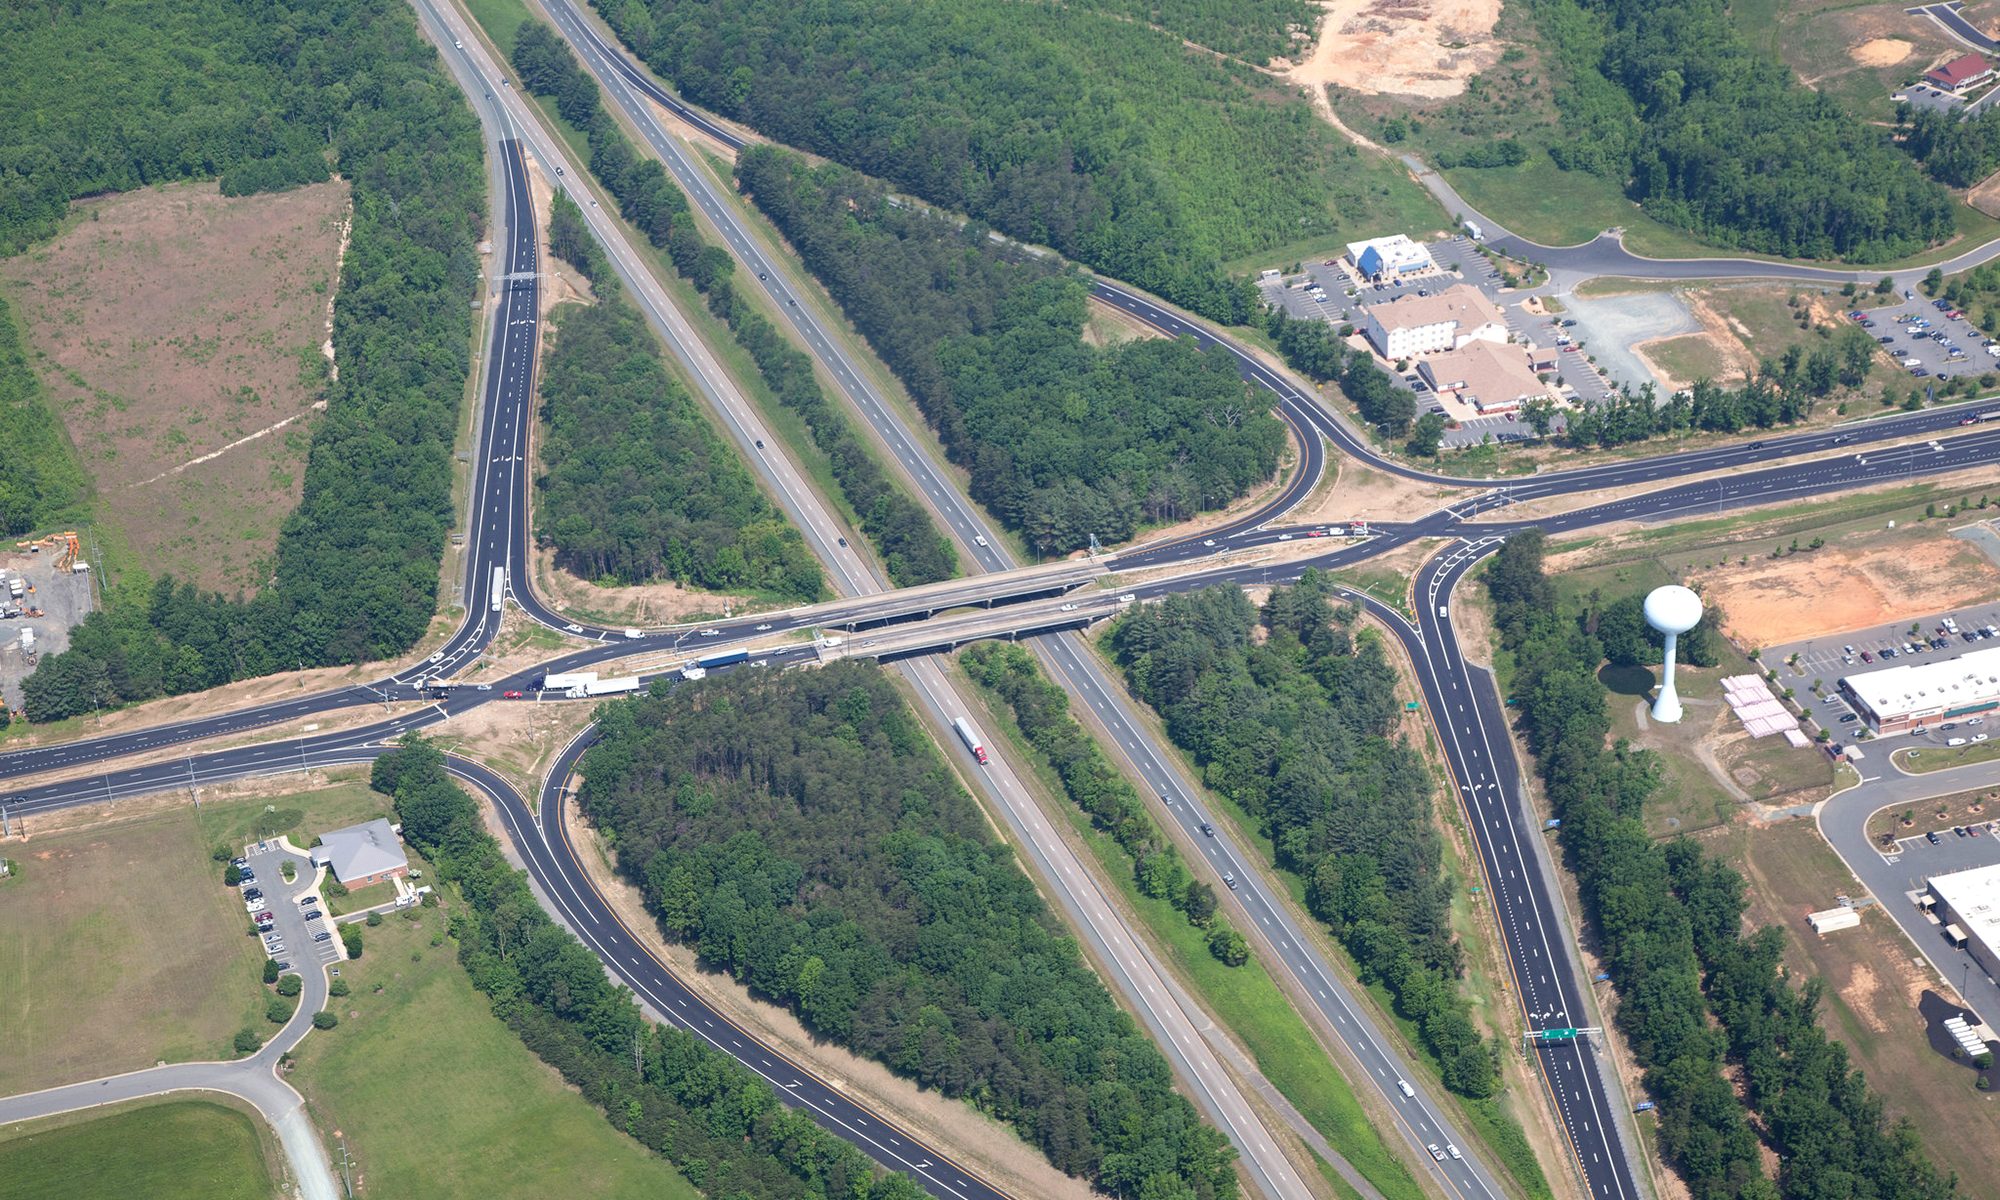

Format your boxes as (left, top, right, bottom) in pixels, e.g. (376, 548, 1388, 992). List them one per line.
(1279, 0, 1503, 100)
(0, 179, 349, 592)
(1730, 0, 1962, 123)
(291, 913, 701, 1200)
(0, 1099, 277, 1200)
(0, 791, 274, 1090)
(1694, 817, 2000, 1192)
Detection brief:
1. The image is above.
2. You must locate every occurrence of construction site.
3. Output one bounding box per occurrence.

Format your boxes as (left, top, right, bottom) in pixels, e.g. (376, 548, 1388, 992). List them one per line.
(0, 532, 92, 720)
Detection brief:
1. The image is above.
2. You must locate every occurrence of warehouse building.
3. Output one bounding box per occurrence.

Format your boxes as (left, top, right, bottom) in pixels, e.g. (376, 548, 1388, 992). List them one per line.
(1924, 863, 2000, 990)
(1837, 646, 2000, 733)
(1360, 285, 1508, 359)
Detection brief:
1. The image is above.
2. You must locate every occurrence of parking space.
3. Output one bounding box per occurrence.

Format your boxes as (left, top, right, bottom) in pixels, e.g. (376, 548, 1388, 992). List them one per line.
(1887, 819, 2000, 865)
(238, 839, 338, 974)
(1862, 300, 1998, 390)
(1770, 603, 2000, 698)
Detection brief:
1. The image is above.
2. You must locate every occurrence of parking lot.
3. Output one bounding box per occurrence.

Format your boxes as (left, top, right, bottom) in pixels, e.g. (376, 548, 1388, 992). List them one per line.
(1886, 819, 2000, 867)
(1771, 602, 2000, 702)
(1861, 299, 2000, 391)
(240, 840, 343, 974)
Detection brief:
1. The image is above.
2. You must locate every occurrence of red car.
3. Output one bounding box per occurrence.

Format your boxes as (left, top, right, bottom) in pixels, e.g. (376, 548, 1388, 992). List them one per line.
(503, 690, 523, 699)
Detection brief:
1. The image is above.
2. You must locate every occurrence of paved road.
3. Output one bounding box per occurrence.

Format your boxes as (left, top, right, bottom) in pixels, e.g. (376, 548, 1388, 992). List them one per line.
(0, 843, 339, 1200)
(1911, 3, 1999, 53)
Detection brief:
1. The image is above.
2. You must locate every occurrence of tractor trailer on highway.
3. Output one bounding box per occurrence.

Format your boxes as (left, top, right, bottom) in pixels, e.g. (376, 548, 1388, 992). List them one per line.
(540, 671, 597, 692)
(952, 717, 989, 765)
(696, 649, 749, 670)
(581, 675, 641, 697)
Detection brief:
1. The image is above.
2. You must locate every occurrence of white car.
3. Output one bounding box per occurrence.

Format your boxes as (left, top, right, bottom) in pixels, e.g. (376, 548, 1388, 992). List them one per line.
(428, 650, 445, 663)
(755, 623, 773, 631)
(1203, 539, 1217, 548)
(564, 623, 583, 633)
(1059, 603, 1078, 612)
(1277, 533, 1293, 541)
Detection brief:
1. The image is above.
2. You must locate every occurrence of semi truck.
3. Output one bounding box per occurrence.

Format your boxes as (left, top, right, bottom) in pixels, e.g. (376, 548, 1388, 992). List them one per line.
(679, 665, 708, 681)
(540, 671, 597, 692)
(952, 717, 989, 765)
(582, 675, 641, 697)
(696, 649, 749, 670)
(491, 566, 505, 612)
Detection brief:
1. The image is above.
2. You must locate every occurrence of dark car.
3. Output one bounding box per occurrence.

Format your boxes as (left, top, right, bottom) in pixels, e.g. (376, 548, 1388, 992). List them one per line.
(1878, 336, 1895, 344)
(1861, 651, 1874, 662)
(1200, 822, 1215, 836)
(1928, 831, 1943, 845)
(315, 931, 333, 942)
(1839, 713, 1858, 723)
(1747, 441, 1766, 449)
(242, 887, 263, 902)
(304, 909, 324, 921)
(1832, 434, 1854, 444)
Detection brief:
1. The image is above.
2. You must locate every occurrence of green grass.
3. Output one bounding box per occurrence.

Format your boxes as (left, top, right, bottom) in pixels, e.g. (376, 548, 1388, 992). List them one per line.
(0, 803, 270, 1091)
(1227, 148, 1446, 273)
(194, 773, 393, 853)
(1896, 739, 2000, 774)
(1645, 334, 1731, 384)
(326, 877, 398, 915)
(293, 914, 701, 1199)
(0, 1100, 275, 1200)
(956, 662, 1428, 1200)
(463, 0, 534, 58)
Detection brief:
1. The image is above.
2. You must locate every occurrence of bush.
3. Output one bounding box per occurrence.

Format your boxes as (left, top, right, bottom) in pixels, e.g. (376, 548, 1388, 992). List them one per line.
(233, 1028, 262, 1055)
(312, 1011, 339, 1030)
(276, 974, 303, 997)
(365, 911, 383, 927)
(224, 864, 243, 887)
(329, 979, 351, 998)
(265, 995, 295, 1024)
(262, 958, 281, 985)
(1207, 925, 1249, 967)
(341, 925, 364, 959)
(324, 878, 349, 898)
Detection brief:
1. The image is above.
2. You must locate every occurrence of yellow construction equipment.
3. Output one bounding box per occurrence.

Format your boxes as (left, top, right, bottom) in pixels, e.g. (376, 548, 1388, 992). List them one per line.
(13, 531, 79, 572)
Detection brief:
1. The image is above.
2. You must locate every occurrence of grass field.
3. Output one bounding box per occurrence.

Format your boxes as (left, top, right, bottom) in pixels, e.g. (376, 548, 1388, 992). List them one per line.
(1699, 817, 2000, 1192)
(1643, 334, 1731, 386)
(0, 1100, 277, 1200)
(1896, 739, 2000, 774)
(194, 773, 393, 853)
(292, 912, 701, 1199)
(0, 800, 270, 1090)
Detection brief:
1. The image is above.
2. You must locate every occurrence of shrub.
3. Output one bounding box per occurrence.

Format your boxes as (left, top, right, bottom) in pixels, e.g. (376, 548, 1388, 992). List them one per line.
(276, 974, 302, 997)
(233, 1028, 262, 1055)
(262, 958, 280, 984)
(312, 1011, 339, 1030)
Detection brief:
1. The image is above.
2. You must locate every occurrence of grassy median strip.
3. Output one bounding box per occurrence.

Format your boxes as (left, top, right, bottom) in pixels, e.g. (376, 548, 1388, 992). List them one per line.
(957, 646, 1426, 1200)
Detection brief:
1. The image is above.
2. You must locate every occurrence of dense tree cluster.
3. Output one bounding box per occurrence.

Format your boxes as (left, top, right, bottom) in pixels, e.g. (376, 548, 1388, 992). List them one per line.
(536, 291, 823, 599)
(1265, 310, 1416, 433)
(1900, 104, 2000, 189)
(1487, 531, 1956, 1200)
(0, 296, 85, 534)
(1084, 0, 1317, 62)
(1535, 0, 1953, 260)
(0, 0, 334, 253)
(1112, 578, 1500, 1097)
(738, 147, 1286, 551)
(575, 665, 1239, 1198)
(962, 643, 1228, 942)
(513, 23, 954, 587)
(371, 737, 928, 1200)
(20, 0, 485, 721)
(588, 0, 1356, 323)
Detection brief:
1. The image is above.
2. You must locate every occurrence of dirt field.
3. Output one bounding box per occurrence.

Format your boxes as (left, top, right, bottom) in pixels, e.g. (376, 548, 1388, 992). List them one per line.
(0, 179, 350, 594)
(528, 546, 760, 626)
(1279, 0, 1504, 100)
(1083, 296, 1165, 346)
(1694, 533, 2000, 647)
(1850, 38, 1912, 69)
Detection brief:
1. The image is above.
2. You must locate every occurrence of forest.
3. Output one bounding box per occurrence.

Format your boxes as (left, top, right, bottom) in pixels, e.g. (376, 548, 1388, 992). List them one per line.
(0, 295, 85, 536)
(17, 0, 485, 722)
(536, 287, 823, 600)
(588, 0, 1359, 323)
(1487, 532, 1955, 1200)
(575, 665, 1239, 1199)
(1111, 579, 1499, 1098)
(513, 22, 955, 587)
(1903, 103, 2000, 190)
(737, 146, 1287, 552)
(370, 736, 928, 1200)
(1533, 0, 1953, 260)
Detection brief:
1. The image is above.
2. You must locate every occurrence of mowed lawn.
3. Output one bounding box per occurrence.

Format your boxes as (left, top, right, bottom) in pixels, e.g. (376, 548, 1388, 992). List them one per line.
(292, 915, 700, 1199)
(0, 806, 267, 1090)
(0, 1099, 275, 1200)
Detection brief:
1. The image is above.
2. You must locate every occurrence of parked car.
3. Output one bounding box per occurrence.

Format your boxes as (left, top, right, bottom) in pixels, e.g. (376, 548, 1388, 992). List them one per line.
(315, 931, 333, 942)
(1928, 831, 1943, 845)
(304, 909, 324, 921)
(1839, 713, 1858, 723)
(1861, 651, 1874, 662)
(242, 887, 263, 902)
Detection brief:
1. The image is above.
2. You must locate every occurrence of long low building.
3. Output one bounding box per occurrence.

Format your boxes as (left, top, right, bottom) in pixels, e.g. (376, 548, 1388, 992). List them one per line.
(1361, 284, 1507, 359)
(1925, 863, 2000, 993)
(1838, 645, 2000, 733)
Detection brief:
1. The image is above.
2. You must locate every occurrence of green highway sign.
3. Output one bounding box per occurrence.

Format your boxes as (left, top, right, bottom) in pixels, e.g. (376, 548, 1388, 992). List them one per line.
(1538, 1028, 1579, 1041)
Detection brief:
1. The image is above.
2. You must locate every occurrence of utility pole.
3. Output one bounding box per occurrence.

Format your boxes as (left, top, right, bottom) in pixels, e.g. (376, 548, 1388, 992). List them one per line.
(335, 1138, 355, 1197)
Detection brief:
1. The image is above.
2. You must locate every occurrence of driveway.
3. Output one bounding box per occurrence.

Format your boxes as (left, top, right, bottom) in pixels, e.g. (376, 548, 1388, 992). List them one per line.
(0, 839, 338, 1200)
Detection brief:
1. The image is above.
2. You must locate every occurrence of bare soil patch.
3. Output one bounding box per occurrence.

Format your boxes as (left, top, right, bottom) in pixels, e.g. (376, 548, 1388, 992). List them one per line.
(1292, 458, 1457, 525)
(1279, 0, 1504, 100)
(1970, 168, 2000, 221)
(0, 179, 351, 593)
(1083, 295, 1166, 346)
(1694, 535, 1999, 647)
(528, 545, 759, 626)
(1850, 38, 1912, 69)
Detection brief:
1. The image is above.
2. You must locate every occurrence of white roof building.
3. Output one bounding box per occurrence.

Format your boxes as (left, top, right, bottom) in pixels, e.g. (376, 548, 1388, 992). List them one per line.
(312, 818, 410, 885)
(1417, 340, 1555, 415)
(1927, 862, 2000, 991)
(1837, 646, 2000, 733)
(1361, 285, 1508, 359)
(1347, 235, 1436, 280)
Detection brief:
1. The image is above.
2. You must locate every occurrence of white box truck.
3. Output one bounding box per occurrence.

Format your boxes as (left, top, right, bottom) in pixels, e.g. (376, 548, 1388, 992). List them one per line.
(583, 675, 641, 696)
(952, 717, 989, 765)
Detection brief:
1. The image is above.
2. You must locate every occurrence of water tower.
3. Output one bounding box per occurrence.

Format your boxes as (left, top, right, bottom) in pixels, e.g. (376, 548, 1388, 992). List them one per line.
(1643, 585, 1703, 724)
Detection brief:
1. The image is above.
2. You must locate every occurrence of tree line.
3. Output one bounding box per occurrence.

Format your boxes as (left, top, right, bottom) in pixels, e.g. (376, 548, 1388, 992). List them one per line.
(536, 281, 824, 600)
(737, 146, 1287, 553)
(1532, 0, 1954, 261)
(0, 295, 85, 535)
(1486, 531, 1955, 1200)
(961, 642, 1243, 961)
(574, 664, 1240, 1198)
(1112, 579, 1500, 1098)
(20, 0, 486, 722)
(370, 735, 930, 1200)
(512, 21, 955, 587)
(587, 0, 1359, 324)
(1902, 101, 2000, 189)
